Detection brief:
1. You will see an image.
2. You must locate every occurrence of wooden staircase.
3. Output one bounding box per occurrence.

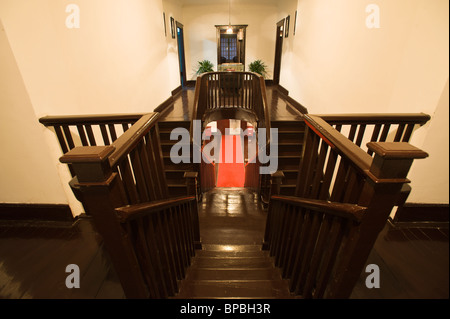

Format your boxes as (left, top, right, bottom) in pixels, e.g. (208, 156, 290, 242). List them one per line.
(158, 120, 193, 196)
(270, 120, 305, 196)
(175, 244, 293, 298)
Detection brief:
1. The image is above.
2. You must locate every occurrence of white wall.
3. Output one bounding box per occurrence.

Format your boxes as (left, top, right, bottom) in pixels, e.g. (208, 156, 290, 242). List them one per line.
(0, 18, 68, 205)
(182, 1, 277, 79)
(0, 0, 180, 216)
(278, 0, 449, 204)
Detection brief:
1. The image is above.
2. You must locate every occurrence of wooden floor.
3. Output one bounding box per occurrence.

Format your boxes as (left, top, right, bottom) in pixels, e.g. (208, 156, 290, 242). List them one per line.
(0, 187, 448, 299)
(160, 85, 303, 122)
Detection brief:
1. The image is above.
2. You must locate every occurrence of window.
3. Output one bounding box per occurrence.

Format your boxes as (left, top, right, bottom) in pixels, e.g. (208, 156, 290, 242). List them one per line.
(220, 34, 237, 63)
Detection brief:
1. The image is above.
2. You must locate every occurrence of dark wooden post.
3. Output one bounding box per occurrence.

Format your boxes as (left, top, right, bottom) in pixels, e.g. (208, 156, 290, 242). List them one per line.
(184, 171, 199, 198)
(60, 146, 149, 298)
(328, 142, 428, 298)
(262, 170, 285, 250)
(270, 170, 285, 196)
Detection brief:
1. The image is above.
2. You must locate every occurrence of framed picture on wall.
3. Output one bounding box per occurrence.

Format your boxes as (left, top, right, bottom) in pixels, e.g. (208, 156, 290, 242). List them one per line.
(285, 15, 290, 38)
(170, 17, 176, 38)
(163, 13, 167, 37)
(294, 11, 297, 35)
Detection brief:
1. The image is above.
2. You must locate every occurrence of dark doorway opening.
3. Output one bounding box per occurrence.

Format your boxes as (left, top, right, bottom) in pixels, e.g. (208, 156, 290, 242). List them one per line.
(273, 19, 285, 85)
(176, 21, 187, 87)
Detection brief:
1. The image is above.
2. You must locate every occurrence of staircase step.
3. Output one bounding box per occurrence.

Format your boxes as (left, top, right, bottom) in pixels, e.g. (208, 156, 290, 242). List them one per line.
(193, 257, 274, 269)
(185, 268, 283, 281)
(175, 279, 292, 298)
(196, 250, 268, 258)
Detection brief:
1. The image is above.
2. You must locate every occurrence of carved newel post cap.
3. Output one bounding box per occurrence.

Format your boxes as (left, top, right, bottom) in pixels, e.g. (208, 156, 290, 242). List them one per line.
(367, 142, 428, 159)
(59, 146, 116, 183)
(60, 145, 115, 163)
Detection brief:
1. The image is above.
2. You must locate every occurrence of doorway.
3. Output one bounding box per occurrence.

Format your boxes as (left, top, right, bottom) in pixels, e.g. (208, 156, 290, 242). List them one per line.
(273, 19, 285, 85)
(176, 21, 187, 87)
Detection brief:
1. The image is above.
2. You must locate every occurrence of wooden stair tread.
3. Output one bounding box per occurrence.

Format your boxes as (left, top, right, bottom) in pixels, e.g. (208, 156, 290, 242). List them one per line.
(175, 279, 292, 298)
(185, 268, 283, 281)
(192, 257, 274, 269)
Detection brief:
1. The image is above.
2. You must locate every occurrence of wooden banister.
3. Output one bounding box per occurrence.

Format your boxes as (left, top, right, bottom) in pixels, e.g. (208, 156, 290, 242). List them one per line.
(59, 112, 202, 298)
(264, 111, 429, 299)
(270, 195, 367, 222)
(115, 196, 196, 222)
(107, 113, 160, 167)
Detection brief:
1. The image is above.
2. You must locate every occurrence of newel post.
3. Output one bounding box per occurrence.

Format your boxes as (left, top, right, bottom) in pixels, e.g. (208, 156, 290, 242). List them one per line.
(329, 142, 428, 298)
(60, 146, 149, 298)
(270, 170, 285, 196)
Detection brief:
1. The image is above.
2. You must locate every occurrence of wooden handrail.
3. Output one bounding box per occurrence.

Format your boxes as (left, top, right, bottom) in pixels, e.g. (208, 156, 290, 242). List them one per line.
(264, 111, 429, 298)
(270, 195, 367, 222)
(318, 112, 431, 125)
(115, 196, 195, 223)
(108, 113, 160, 167)
(39, 113, 144, 126)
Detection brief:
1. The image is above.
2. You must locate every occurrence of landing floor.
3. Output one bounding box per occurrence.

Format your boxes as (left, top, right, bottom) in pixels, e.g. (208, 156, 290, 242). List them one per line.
(0, 188, 447, 299)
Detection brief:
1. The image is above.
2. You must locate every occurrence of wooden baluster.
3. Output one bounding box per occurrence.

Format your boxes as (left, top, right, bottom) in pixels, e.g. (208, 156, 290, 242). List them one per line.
(402, 123, 415, 142)
(293, 210, 323, 295)
(85, 124, 97, 146)
(151, 125, 169, 198)
(145, 213, 169, 297)
(62, 125, 75, 150)
(282, 205, 303, 278)
(60, 146, 149, 298)
(313, 217, 348, 298)
(134, 218, 161, 298)
(368, 124, 382, 155)
(109, 124, 118, 142)
(379, 123, 391, 141)
(289, 207, 313, 292)
(394, 123, 406, 142)
(99, 124, 110, 145)
(54, 125, 69, 153)
(76, 125, 89, 146)
(327, 142, 428, 298)
(355, 124, 366, 147)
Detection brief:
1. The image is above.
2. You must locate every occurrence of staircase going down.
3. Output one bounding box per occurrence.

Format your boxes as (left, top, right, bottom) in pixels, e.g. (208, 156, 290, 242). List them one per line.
(175, 244, 292, 298)
(173, 188, 294, 299)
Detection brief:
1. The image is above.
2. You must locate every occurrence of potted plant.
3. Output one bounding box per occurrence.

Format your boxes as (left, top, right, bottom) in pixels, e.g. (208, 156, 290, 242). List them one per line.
(248, 60, 268, 78)
(195, 60, 214, 75)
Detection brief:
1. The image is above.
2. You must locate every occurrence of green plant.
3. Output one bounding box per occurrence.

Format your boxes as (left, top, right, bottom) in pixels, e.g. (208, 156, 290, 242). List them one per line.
(248, 60, 268, 78)
(195, 60, 214, 75)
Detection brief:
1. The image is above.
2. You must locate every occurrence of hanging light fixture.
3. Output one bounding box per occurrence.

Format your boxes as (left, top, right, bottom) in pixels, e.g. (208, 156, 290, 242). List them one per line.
(226, 0, 233, 34)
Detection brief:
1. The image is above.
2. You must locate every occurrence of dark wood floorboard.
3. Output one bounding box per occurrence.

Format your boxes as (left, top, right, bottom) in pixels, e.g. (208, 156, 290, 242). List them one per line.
(159, 85, 303, 122)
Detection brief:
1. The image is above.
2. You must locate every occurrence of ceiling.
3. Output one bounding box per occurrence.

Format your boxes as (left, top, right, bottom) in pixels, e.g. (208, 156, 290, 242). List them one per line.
(178, 0, 280, 6)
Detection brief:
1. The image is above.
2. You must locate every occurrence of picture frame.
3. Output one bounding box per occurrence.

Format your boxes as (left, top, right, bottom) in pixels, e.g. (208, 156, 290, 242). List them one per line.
(294, 11, 297, 36)
(170, 17, 176, 39)
(163, 12, 167, 37)
(285, 15, 290, 38)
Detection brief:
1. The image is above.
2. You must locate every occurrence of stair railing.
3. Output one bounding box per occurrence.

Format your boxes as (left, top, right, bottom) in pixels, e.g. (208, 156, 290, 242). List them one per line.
(59, 112, 201, 298)
(39, 113, 144, 176)
(191, 71, 271, 194)
(263, 114, 428, 298)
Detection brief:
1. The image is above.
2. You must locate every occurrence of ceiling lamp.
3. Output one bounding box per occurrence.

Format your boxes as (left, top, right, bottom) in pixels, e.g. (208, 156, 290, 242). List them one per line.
(226, 0, 233, 34)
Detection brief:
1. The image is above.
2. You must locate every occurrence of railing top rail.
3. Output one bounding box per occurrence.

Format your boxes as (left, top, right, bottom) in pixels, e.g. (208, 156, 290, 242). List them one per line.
(39, 113, 145, 126)
(318, 113, 431, 125)
(271, 195, 367, 222)
(108, 112, 159, 167)
(115, 196, 196, 223)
